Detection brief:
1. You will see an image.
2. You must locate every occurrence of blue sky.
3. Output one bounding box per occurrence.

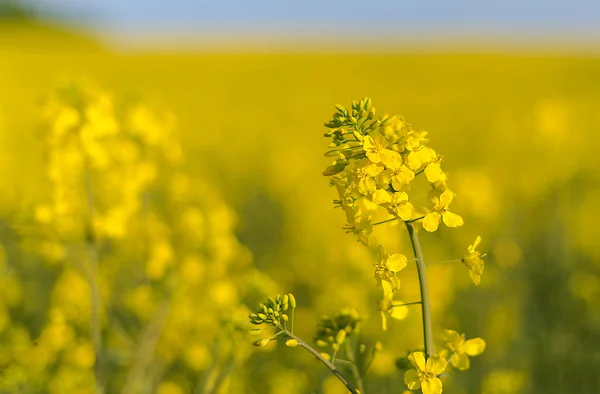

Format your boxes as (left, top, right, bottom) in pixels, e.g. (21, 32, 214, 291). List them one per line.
(22, 0, 600, 43)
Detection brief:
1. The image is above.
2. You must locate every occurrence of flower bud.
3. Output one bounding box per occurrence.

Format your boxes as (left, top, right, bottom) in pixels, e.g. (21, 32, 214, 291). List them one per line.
(285, 339, 298, 348)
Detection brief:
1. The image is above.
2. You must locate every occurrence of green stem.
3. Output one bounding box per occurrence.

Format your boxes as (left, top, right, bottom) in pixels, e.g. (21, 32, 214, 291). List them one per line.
(405, 222, 434, 358)
(344, 342, 366, 394)
(282, 329, 360, 394)
(405, 216, 425, 224)
(390, 300, 422, 308)
(85, 168, 104, 394)
(371, 217, 398, 227)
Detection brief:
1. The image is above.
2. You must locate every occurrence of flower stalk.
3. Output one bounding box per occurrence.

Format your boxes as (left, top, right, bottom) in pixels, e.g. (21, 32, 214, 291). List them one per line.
(405, 222, 435, 358)
(282, 328, 360, 394)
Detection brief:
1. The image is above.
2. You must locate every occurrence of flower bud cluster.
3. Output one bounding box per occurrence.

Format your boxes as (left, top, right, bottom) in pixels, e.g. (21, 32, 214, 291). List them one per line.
(249, 293, 295, 326)
(314, 308, 361, 348)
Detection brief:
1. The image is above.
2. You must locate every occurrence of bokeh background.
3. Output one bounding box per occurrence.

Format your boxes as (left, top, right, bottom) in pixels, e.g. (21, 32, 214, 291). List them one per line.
(1, 1, 600, 393)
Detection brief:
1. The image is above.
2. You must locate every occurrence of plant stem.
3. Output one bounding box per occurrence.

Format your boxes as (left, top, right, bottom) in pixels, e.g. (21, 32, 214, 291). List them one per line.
(344, 342, 366, 394)
(405, 222, 434, 358)
(282, 329, 360, 394)
(390, 300, 422, 308)
(85, 168, 104, 394)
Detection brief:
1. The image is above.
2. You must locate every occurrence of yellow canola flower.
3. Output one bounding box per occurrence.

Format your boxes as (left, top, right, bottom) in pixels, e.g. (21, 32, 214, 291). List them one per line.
(374, 245, 407, 296)
(381, 160, 415, 191)
(405, 131, 434, 170)
(372, 190, 413, 221)
(423, 190, 463, 232)
(363, 134, 402, 168)
(443, 329, 486, 371)
(404, 352, 447, 394)
(352, 159, 384, 195)
(461, 236, 486, 285)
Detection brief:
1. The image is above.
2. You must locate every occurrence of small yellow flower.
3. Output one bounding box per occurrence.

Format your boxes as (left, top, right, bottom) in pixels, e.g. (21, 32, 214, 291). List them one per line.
(363, 134, 402, 168)
(343, 216, 373, 246)
(405, 131, 434, 170)
(404, 352, 447, 394)
(381, 160, 415, 191)
(443, 329, 486, 371)
(461, 236, 486, 285)
(422, 190, 463, 232)
(374, 245, 408, 296)
(352, 159, 384, 195)
(371, 190, 413, 221)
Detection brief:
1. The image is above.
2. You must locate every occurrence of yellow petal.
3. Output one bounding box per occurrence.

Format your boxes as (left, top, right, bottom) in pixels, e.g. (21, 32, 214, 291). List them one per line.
(408, 352, 426, 371)
(442, 211, 463, 228)
(395, 202, 414, 221)
(425, 162, 445, 183)
(381, 149, 402, 169)
(469, 270, 481, 286)
(372, 189, 392, 204)
(380, 311, 388, 331)
(443, 329, 461, 344)
(386, 253, 408, 272)
(365, 163, 384, 177)
(381, 280, 395, 296)
(464, 338, 486, 356)
(362, 135, 375, 152)
(450, 352, 470, 371)
(407, 151, 422, 170)
(389, 304, 408, 320)
(421, 377, 443, 394)
(426, 354, 447, 375)
(358, 177, 377, 195)
(422, 212, 441, 232)
(404, 369, 421, 390)
(439, 189, 454, 207)
(473, 235, 482, 249)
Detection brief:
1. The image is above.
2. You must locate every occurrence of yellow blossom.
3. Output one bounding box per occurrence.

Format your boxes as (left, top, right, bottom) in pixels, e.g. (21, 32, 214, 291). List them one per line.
(424, 161, 446, 184)
(363, 134, 402, 168)
(443, 329, 486, 371)
(352, 159, 384, 195)
(461, 236, 486, 285)
(405, 131, 434, 170)
(423, 190, 463, 232)
(383, 160, 415, 191)
(374, 245, 407, 296)
(404, 352, 447, 394)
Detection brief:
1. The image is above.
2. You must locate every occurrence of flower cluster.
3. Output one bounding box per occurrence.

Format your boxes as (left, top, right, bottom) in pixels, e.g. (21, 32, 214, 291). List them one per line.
(324, 97, 463, 241)
(314, 308, 361, 349)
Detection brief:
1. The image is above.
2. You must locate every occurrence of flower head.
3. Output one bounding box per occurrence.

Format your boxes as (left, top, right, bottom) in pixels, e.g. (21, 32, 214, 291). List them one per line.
(374, 245, 408, 296)
(363, 134, 402, 168)
(404, 352, 447, 394)
(461, 236, 486, 285)
(443, 329, 486, 371)
(422, 190, 463, 232)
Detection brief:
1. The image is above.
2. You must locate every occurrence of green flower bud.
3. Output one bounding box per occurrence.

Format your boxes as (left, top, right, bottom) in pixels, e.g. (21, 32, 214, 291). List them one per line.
(253, 338, 271, 347)
(288, 293, 297, 308)
(281, 314, 288, 322)
(286, 339, 298, 348)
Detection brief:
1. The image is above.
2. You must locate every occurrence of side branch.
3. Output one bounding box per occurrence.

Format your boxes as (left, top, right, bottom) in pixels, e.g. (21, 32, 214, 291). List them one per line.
(283, 329, 360, 394)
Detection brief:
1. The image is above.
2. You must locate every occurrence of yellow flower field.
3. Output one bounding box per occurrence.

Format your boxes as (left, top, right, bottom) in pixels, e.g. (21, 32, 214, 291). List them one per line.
(1, 19, 599, 393)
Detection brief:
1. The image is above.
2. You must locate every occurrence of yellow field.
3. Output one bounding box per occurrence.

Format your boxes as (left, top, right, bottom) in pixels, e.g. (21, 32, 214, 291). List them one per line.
(1, 20, 599, 394)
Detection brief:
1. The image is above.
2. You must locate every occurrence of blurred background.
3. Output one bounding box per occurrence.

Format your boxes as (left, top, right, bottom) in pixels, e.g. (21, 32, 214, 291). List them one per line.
(1, 1, 600, 393)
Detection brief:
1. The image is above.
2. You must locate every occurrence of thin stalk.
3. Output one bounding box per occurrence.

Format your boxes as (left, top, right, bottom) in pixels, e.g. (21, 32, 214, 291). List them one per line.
(344, 342, 366, 394)
(282, 328, 360, 394)
(389, 300, 422, 308)
(405, 222, 434, 358)
(85, 168, 103, 394)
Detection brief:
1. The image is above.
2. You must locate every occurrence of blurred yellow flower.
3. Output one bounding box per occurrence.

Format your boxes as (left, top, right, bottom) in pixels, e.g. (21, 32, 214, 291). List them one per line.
(443, 329, 486, 371)
(461, 236, 486, 285)
(404, 351, 447, 394)
(374, 245, 407, 296)
(363, 134, 402, 168)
